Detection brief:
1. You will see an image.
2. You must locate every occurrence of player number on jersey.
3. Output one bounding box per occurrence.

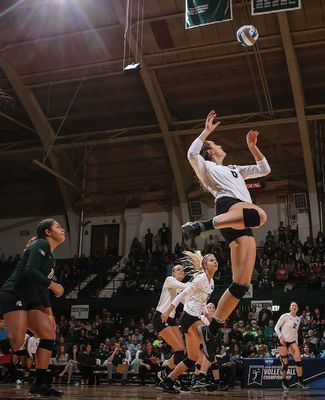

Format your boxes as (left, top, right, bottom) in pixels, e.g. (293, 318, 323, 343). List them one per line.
(231, 170, 238, 178)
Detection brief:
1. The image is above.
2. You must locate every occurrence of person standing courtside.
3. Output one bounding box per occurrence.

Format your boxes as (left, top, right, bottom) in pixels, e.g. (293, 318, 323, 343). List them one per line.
(0, 219, 65, 397)
(275, 302, 305, 390)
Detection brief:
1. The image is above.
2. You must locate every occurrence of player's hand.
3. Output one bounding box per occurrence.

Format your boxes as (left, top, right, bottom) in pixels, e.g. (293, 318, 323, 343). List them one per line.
(246, 130, 259, 148)
(205, 110, 220, 134)
(279, 337, 285, 346)
(49, 282, 64, 297)
(161, 312, 169, 323)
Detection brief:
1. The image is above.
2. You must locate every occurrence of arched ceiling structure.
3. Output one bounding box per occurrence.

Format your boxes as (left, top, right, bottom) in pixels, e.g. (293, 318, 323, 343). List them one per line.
(0, 0, 324, 219)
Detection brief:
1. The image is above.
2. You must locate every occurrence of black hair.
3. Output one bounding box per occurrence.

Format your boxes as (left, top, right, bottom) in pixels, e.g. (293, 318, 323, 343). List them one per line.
(36, 218, 56, 239)
(24, 218, 56, 251)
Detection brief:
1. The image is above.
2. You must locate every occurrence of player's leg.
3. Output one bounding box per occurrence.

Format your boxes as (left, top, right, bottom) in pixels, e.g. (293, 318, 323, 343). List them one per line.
(199, 236, 256, 360)
(182, 202, 267, 239)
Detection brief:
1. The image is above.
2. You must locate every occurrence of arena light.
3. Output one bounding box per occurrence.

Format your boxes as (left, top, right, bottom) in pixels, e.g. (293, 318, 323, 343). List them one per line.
(123, 62, 141, 74)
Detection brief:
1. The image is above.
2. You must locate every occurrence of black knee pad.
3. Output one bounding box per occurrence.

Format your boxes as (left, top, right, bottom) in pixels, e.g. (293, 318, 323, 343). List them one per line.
(228, 282, 249, 299)
(183, 358, 196, 369)
(295, 360, 302, 367)
(0, 339, 12, 355)
(13, 349, 28, 357)
(174, 350, 185, 364)
(211, 362, 219, 370)
(243, 208, 260, 227)
(280, 356, 288, 370)
(38, 339, 56, 352)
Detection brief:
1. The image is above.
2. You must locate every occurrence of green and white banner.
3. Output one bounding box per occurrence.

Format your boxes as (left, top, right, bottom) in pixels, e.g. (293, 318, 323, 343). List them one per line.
(251, 0, 301, 15)
(186, 0, 232, 29)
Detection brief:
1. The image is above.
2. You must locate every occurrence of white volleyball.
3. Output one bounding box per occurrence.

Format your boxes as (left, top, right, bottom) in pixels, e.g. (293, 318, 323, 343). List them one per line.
(236, 25, 259, 47)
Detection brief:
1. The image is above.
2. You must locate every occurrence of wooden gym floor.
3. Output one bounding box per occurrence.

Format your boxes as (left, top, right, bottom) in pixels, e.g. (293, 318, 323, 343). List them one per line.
(0, 384, 324, 399)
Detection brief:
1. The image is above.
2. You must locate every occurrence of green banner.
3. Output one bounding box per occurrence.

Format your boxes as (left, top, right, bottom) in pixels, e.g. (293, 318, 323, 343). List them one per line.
(252, 0, 301, 15)
(186, 0, 232, 29)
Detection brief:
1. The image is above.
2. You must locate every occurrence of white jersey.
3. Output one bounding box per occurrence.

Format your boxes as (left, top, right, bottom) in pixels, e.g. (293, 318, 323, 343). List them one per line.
(171, 273, 214, 318)
(156, 276, 188, 318)
(187, 138, 271, 203)
(27, 336, 40, 357)
(275, 313, 301, 343)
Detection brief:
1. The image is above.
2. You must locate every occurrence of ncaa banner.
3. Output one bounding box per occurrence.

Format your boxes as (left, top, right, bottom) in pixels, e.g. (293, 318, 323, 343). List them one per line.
(243, 358, 325, 388)
(252, 0, 301, 16)
(186, 0, 232, 29)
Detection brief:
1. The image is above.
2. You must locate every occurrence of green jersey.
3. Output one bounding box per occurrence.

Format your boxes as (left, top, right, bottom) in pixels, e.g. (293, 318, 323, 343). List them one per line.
(1, 238, 54, 307)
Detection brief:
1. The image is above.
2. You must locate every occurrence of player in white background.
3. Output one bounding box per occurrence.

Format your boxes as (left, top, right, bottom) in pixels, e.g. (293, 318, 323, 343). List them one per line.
(182, 110, 271, 361)
(152, 264, 188, 382)
(158, 251, 218, 394)
(275, 301, 305, 390)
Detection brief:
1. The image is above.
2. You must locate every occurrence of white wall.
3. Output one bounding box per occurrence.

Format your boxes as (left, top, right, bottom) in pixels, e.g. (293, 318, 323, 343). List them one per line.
(0, 214, 79, 258)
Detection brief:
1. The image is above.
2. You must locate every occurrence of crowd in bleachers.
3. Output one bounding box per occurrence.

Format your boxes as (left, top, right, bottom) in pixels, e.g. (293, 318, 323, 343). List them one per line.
(122, 223, 325, 294)
(0, 302, 324, 387)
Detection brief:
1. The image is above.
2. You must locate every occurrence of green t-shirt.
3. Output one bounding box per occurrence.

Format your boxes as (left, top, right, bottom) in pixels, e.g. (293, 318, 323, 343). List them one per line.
(1, 238, 54, 307)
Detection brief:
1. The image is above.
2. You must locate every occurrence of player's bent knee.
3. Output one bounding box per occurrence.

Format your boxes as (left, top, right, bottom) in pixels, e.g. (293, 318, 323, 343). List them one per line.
(174, 350, 185, 364)
(183, 358, 196, 369)
(228, 282, 249, 299)
(8, 335, 24, 352)
(243, 208, 260, 228)
(211, 362, 219, 370)
(38, 339, 56, 352)
(259, 209, 267, 226)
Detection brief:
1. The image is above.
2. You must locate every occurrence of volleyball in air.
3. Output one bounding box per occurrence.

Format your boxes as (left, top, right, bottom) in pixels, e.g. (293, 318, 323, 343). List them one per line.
(236, 25, 259, 47)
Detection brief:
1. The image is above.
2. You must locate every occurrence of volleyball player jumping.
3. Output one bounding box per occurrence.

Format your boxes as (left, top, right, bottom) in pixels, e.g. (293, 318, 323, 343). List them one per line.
(182, 110, 271, 360)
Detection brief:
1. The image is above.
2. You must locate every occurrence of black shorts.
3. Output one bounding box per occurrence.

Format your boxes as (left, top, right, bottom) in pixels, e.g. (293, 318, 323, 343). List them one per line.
(0, 291, 27, 314)
(278, 339, 296, 348)
(152, 311, 176, 333)
(215, 196, 254, 244)
(180, 311, 200, 334)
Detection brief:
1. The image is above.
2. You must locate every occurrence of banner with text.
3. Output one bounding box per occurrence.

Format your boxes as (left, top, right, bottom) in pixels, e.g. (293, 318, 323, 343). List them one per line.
(251, 300, 273, 313)
(252, 0, 301, 15)
(243, 358, 325, 388)
(186, 0, 232, 29)
(71, 304, 89, 319)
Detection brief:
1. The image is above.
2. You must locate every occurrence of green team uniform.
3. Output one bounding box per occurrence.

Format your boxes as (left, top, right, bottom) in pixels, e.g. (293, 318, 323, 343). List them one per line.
(0, 239, 54, 311)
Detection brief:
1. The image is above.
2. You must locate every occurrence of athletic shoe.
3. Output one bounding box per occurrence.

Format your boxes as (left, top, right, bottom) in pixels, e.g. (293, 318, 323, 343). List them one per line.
(157, 379, 180, 394)
(48, 386, 64, 397)
(29, 383, 63, 397)
(198, 325, 218, 362)
(176, 381, 191, 393)
(16, 379, 23, 384)
(157, 370, 167, 382)
(174, 379, 181, 389)
(219, 382, 229, 391)
(281, 379, 289, 391)
(182, 222, 202, 240)
(297, 381, 306, 390)
(192, 377, 208, 392)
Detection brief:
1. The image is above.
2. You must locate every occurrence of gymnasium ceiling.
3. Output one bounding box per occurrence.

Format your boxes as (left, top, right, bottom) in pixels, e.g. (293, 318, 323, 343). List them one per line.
(0, 0, 324, 218)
